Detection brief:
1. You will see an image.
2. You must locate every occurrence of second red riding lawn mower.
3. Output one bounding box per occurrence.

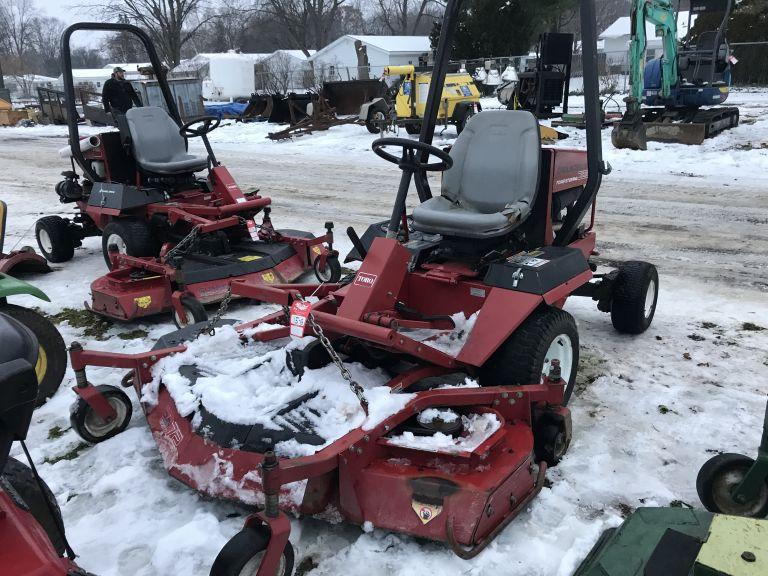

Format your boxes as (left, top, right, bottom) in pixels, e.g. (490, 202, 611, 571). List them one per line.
(66, 1, 659, 574)
(35, 22, 340, 326)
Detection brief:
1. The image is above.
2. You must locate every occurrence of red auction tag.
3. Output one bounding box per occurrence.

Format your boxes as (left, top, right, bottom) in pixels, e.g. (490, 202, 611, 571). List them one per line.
(289, 300, 312, 338)
(247, 219, 259, 241)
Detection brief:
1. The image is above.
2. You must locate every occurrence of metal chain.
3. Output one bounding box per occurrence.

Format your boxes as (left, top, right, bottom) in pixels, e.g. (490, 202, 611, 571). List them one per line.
(164, 225, 201, 263)
(199, 286, 233, 336)
(305, 307, 369, 414)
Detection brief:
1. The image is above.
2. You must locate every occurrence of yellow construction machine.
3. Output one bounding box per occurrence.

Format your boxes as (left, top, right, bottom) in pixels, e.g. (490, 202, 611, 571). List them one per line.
(359, 65, 481, 135)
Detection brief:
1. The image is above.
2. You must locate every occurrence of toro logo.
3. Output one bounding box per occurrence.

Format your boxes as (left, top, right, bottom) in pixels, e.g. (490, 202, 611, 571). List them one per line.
(354, 272, 377, 288)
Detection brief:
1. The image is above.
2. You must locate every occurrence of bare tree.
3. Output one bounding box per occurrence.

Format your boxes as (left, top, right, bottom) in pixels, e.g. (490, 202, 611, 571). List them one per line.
(30, 15, 66, 76)
(374, 0, 444, 35)
(0, 0, 39, 96)
(262, 0, 346, 55)
(94, 0, 212, 67)
(258, 51, 305, 92)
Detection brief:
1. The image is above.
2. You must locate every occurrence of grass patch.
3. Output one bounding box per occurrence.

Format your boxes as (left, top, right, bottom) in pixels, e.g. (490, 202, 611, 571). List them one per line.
(47, 425, 66, 440)
(295, 557, 319, 576)
(687, 333, 705, 341)
(117, 329, 149, 340)
(742, 322, 765, 332)
(49, 308, 113, 340)
(44, 442, 90, 465)
(701, 321, 718, 330)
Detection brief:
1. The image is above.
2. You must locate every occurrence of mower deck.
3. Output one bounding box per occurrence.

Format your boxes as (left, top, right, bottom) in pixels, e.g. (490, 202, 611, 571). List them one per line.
(69, 320, 569, 555)
(89, 229, 327, 321)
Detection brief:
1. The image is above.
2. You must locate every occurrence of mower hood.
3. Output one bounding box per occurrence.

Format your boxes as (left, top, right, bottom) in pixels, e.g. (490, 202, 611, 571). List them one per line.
(0, 273, 50, 302)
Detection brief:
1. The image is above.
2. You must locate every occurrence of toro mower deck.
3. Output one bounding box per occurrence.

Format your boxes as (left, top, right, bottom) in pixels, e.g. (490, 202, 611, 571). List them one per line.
(40, 23, 339, 325)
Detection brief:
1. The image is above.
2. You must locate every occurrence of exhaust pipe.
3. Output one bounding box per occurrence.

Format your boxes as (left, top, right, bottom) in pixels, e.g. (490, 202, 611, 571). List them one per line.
(58, 135, 101, 158)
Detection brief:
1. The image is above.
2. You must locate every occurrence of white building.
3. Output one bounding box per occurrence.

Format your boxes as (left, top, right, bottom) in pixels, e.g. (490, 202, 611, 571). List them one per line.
(599, 11, 696, 69)
(103, 63, 151, 78)
(173, 52, 270, 100)
(2, 74, 57, 99)
(310, 35, 431, 81)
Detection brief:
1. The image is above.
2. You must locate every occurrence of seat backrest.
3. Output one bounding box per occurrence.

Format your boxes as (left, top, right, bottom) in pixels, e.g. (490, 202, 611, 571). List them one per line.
(125, 106, 188, 165)
(441, 110, 541, 214)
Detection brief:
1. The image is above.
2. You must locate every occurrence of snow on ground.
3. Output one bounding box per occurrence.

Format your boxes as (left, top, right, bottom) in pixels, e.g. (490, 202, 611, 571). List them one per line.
(0, 89, 767, 576)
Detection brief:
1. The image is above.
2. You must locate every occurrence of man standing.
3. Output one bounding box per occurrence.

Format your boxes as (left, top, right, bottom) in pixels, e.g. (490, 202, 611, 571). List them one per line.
(102, 67, 142, 116)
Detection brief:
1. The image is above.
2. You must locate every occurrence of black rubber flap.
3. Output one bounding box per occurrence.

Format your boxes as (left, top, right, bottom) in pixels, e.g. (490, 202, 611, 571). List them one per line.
(644, 528, 702, 576)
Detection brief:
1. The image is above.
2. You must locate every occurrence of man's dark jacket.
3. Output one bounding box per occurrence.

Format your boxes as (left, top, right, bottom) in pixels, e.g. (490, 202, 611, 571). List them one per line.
(102, 77, 142, 114)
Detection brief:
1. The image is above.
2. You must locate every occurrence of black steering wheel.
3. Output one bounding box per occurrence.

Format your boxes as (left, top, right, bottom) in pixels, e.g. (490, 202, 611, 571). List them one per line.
(372, 138, 453, 172)
(180, 115, 221, 138)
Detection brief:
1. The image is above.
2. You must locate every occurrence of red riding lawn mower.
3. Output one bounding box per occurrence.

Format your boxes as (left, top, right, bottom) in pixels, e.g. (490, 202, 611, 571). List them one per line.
(0, 312, 92, 576)
(66, 1, 658, 574)
(35, 23, 340, 327)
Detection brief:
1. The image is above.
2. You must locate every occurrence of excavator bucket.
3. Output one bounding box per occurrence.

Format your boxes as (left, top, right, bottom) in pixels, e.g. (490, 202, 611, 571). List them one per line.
(611, 109, 647, 151)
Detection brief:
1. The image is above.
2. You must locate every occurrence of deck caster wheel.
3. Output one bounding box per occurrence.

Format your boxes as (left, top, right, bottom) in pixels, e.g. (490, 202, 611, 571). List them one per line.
(610, 261, 658, 334)
(35, 216, 74, 263)
(210, 525, 294, 576)
(173, 296, 208, 329)
(313, 254, 341, 283)
(1, 304, 67, 406)
(534, 423, 569, 466)
(696, 453, 768, 518)
(70, 385, 132, 444)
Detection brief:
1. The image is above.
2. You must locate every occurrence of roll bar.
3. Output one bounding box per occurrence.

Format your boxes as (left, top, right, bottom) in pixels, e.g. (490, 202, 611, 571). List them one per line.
(60, 22, 180, 183)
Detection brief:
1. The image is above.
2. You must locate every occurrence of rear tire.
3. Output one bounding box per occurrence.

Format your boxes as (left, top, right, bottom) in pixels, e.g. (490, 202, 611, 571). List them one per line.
(173, 295, 208, 329)
(35, 216, 74, 263)
(479, 307, 579, 403)
(696, 453, 768, 518)
(0, 304, 67, 407)
(210, 525, 294, 576)
(404, 123, 421, 135)
(70, 385, 133, 444)
(2, 458, 67, 556)
(102, 219, 158, 269)
(610, 261, 658, 334)
(455, 108, 474, 135)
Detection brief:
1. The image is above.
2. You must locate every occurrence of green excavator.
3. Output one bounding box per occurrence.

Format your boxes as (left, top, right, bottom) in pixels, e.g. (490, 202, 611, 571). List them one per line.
(612, 0, 740, 150)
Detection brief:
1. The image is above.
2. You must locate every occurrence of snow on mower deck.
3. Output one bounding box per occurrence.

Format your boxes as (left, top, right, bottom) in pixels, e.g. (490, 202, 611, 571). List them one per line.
(67, 316, 571, 558)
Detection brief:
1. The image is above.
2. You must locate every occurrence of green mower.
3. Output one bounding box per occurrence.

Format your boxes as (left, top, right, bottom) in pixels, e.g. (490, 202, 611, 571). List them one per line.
(696, 400, 768, 519)
(0, 273, 67, 407)
(575, 507, 766, 576)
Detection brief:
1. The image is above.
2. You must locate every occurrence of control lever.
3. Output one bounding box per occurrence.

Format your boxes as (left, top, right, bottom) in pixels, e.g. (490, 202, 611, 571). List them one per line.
(347, 226, 368, 259)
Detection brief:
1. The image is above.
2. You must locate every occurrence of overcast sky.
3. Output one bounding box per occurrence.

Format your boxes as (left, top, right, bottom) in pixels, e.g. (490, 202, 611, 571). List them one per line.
(35, 0, 109, 47)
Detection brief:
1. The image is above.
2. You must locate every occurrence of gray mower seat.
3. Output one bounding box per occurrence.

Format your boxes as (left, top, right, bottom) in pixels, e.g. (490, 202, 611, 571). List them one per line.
(412, 110, 541, 239)
(125, 106, 209, 175)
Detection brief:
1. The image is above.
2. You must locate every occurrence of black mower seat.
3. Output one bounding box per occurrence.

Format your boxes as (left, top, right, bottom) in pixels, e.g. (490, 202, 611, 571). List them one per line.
(412, 110, 541, 239)
(125, 107, 209, 175)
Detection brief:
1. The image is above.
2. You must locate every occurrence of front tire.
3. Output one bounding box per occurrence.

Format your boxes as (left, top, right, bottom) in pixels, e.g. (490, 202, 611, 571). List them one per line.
(365, 110, 386, 134)
(479, 307, 579, 402)
(696, 453, 768, 518)
(3, 458, 67, 556)
(70, 385, 133, 444)
(611, 261, 658, 334)
(1, 304, 67, 406)
(210, 525, 295, 576)
(101, 219, 158, 269)
(35, 216, 74, 263)
(404, 123, 421, 135)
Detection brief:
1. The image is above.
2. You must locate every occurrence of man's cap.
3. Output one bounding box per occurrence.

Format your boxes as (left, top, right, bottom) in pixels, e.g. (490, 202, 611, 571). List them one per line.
(114, 66, 125, 73)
